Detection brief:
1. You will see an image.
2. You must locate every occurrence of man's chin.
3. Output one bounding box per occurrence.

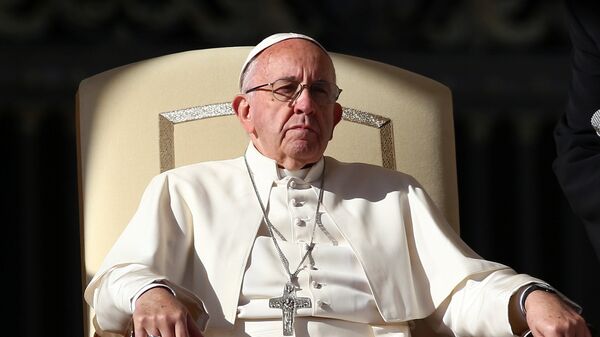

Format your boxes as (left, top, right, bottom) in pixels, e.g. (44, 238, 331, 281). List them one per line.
(282, 144, 323, 166)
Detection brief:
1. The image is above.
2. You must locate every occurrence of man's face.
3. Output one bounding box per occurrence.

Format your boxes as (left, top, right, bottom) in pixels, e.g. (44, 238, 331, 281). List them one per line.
(233, 39, 343, 170)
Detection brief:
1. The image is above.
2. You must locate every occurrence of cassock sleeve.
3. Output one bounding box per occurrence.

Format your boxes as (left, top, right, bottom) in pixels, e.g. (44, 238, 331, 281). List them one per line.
(406, 183, 546, 336)
(84, 173, 209, 335)
(440, 270, 543, 337)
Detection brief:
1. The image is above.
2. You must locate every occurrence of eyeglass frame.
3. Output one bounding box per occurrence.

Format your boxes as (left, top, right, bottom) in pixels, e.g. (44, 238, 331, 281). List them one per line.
(244, 78, 343, 104)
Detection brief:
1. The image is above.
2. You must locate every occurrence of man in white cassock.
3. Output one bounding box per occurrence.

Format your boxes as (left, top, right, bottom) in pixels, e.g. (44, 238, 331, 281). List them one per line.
(85, 33, 590, 337)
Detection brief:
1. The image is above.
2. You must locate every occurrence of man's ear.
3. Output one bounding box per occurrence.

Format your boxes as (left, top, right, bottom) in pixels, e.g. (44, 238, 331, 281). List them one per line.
(328, 103, 343, 140)
(333, 102, 343, 126)
(232, 94, 254, 133)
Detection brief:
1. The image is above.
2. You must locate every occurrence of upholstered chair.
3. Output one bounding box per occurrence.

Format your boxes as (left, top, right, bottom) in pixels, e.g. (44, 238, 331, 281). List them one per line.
(76, 47, 458, 337)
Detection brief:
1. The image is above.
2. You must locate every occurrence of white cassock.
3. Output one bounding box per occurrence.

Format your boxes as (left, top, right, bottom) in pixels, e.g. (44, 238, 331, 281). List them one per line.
(85, 143, 544, 337)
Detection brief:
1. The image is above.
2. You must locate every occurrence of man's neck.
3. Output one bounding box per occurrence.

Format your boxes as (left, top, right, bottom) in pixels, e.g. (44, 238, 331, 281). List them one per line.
(277, 165, 310, 180)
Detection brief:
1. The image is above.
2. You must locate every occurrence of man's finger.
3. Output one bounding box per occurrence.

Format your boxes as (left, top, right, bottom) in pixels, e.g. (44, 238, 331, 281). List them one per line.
(187, 315, 204, 337)
(174, 318, 189, 337)
(134, 325, 147, 337)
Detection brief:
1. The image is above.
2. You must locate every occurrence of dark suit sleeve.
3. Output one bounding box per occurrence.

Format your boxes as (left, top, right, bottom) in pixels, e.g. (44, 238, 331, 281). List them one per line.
(553, 0, 600, 258)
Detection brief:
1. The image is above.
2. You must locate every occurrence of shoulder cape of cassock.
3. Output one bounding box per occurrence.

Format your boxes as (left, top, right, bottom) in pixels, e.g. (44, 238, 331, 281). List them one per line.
(85, 156, 509, 333)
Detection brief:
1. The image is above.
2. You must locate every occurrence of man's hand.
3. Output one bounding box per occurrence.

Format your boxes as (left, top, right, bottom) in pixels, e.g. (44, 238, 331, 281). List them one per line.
(524, 290, 590, 337)
(133, 287, 204, 337)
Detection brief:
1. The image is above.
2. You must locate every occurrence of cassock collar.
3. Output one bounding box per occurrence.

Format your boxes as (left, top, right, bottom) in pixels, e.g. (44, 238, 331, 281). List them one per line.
(244, 142, 325, 184)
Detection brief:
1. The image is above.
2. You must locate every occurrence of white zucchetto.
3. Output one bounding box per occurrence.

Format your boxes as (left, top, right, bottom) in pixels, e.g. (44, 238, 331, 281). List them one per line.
(239, 32, 327, 89)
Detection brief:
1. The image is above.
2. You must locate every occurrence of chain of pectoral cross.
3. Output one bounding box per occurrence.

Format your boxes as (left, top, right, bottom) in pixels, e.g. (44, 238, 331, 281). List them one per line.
(244, 155, 326, 336)
(244, 155, 325, 279)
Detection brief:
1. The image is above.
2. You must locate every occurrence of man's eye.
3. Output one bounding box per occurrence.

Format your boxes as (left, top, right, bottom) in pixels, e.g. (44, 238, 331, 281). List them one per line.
(275, 84, 297, 95)
(311, 85, 330, 96)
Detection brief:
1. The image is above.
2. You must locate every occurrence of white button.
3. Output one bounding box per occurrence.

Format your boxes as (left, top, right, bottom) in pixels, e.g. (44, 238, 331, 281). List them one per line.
(316, 299, 329, 308)
(294, 218, 306, 227)
(290, 198, 303, 207)
(311, 281, 322, 289)
(289, 180, 297, 188)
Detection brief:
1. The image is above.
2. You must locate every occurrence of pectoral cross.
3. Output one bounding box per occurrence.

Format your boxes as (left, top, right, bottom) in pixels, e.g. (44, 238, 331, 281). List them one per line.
(269, 282, 312, 336)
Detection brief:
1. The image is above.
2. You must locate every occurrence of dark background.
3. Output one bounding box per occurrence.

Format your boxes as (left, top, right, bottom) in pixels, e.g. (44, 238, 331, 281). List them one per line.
(2, 1, 599, 336)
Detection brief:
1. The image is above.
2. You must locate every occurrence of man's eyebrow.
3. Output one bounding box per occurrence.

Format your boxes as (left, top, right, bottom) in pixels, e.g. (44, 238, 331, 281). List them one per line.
(275, 76, 331, 83)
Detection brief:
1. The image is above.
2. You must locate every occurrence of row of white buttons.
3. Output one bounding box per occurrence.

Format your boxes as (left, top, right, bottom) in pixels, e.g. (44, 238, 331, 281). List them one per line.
(313, 281, 328, 308)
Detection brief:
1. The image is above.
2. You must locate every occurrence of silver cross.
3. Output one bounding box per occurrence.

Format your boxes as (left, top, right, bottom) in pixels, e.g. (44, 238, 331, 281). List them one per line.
(269, 282, 311, 336)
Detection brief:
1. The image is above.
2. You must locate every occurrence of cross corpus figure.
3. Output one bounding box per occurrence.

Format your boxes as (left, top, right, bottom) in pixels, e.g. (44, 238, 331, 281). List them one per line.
(269, 282, 312, 336)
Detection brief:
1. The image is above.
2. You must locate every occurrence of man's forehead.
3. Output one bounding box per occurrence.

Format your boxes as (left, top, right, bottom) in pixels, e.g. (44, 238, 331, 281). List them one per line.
(257, 40, 335, 79)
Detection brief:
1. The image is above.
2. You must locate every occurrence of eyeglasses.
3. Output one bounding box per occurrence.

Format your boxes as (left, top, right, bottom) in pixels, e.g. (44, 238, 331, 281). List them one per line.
(245, 78, 342, 105)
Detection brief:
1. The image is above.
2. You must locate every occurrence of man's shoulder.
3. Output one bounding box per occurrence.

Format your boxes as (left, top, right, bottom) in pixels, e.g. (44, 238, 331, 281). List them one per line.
(159, 156, 245, 181)
(325, 157, 420, 189)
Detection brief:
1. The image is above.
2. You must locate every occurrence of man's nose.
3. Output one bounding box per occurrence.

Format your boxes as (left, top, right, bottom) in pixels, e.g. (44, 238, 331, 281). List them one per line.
(291, 85, 315, 114)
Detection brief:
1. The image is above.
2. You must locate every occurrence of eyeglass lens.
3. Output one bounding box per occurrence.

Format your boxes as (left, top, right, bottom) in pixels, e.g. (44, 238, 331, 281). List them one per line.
(271, 79, 340, 104)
